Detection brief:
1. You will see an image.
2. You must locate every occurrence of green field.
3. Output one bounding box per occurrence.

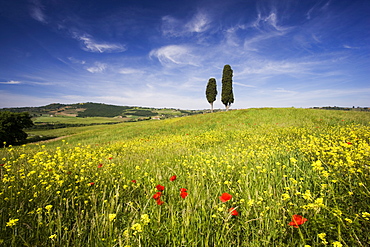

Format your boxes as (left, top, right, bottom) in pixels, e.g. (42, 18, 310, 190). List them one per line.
(33, 116, 125, 124)
(1, 108, 370, 246)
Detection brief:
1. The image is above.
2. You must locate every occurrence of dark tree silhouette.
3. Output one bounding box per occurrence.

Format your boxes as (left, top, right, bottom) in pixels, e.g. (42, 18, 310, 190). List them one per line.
(0, 111, 33, 145)
(206, 78, 217, 112)
(221, 64, 234, 111)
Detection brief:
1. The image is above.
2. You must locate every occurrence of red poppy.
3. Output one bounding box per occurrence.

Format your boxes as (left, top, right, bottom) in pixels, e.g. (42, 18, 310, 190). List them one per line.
(109, 157, 113, 160)
(0, 164, 4, 167)
(180, 191, 188, 199)
(180, 188, 187, 192)
(219, 193, 232, 202)
(229, 207, 239, 216)
(89, 182, 95, 186)
(288, 214, 308, 228)
(97, 163, 103, 168)
(156, 199, 164, 205)
(170, 175, 177, 181)
(347, 142, 352, 145)
(152, 192, 162, 200)
(131, 180, 137, 183)
(156, 184, 165, 191)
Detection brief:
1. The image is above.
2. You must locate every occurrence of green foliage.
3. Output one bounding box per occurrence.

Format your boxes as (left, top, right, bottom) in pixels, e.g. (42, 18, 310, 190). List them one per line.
(206, 78, 217, 104)
(221, 64, 234, 110)
(0, 111, 33, 145)
(77, 103, 127, 117)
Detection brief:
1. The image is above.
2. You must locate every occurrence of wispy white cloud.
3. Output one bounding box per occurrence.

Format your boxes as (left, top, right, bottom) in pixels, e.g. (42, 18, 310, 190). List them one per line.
(306, 0, 331, 20)
(68, 57, 86, 64)
(149, 45, 199, 67)
(29, 0, 47, 23)
(242, 10, 293, 51)
(238, 59, 315, 76)
(0, 80, 21, 85)
(118, 68, 144, 75)
(185, 11, 211, 33)
(161, 10, 211, 37)
(75, 34, 126, 53)
(273, 88, 297, 94)
(86, 62, 107, 73)
(253, 11, 291, 32)
(234, 82, 256, 88)
(343, 45, 360, 49)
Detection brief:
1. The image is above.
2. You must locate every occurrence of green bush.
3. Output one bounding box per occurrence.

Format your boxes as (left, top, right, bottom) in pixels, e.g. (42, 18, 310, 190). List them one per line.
(0, 111, 33, 145)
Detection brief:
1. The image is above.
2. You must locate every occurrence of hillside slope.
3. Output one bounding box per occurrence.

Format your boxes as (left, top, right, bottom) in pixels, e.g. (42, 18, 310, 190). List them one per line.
(0, 102, 203, 119)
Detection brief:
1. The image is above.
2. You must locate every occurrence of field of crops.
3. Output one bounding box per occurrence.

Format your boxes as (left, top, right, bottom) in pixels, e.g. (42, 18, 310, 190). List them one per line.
(1, 108, 369, 246)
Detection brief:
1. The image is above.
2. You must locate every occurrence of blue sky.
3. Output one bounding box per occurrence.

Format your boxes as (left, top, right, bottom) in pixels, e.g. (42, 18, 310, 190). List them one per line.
(1, 0, 369, 109)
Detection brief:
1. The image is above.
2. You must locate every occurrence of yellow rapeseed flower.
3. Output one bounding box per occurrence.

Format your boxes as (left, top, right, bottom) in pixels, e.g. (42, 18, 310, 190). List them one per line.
(131, 223, 142, 234)
(108, 214, 116, 221)
(45, 205, 53, 211)
(141, 214, 150, 225)
(6, 219, 19, 227)
(49, 234, 57, 239)
(282, 193, 290, 201)
(332, 241, 342, 247)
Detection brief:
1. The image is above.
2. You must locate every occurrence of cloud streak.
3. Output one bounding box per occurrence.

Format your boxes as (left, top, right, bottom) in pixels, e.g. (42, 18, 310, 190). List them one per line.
(29, 0, 47, 23)
(75, 34, 126, 53)
(149, 45, 199, 66)
(86, 62, 107, 73)
(0, 80, 21, 85)
(161, 10, 211, 37)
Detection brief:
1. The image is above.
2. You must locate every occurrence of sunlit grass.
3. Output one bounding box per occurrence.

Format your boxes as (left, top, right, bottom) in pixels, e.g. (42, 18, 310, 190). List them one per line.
(1, 108, 369, 246)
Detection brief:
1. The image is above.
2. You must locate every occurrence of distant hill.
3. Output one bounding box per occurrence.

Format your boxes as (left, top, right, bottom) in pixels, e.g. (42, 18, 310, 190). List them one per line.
(0, 102, 204, 119)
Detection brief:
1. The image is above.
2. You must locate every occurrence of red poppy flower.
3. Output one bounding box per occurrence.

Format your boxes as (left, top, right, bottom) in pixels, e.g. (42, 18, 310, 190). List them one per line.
(0, 164, 4, 167)
(229, 207, 239, 216)
(152, 192, 162, 200)
(109, 157, 113, 160)
(156, 184, 165, 191)
(97, 163, 103, 168)
(156, 199, 164, 205)
(347, 142, 352, 145)
(131, 180, 136, 183)
(170, 175, 177, 181)
(219, 193, 232, 202)
(89, 182, 95, 186)
(180, 191, 188, 199)
(288, 214, 308, 228)
(180, 188, 187, 192)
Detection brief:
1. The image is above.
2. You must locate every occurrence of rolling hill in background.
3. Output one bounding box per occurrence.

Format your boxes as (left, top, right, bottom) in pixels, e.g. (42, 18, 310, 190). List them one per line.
(0, 102, 204, 119)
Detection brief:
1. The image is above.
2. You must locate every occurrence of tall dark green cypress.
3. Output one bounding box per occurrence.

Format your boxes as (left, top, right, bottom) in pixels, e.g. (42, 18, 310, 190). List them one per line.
(206, 78, 217, 112)
(221, 64, 234, 111)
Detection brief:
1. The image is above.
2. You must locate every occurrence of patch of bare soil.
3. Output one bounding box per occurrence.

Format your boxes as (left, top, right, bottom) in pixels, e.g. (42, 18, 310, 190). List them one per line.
(33, 135, 73, 144)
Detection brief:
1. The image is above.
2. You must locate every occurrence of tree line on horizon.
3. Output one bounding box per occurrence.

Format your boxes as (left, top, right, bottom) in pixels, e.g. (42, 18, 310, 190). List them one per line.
(206, 64, 234, 112)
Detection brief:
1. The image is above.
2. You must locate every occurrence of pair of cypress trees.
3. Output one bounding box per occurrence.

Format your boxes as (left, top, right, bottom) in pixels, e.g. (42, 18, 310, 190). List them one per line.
(206, 64, 234, 112)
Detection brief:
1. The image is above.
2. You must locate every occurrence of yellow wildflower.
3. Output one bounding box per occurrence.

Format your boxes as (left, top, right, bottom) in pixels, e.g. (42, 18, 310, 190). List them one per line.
(332, 241, 342, 247)
(49, 234, 57, 239)
(6, 219, 19, 227)
(141, 214, 150, 225)
(108, 214, 117, 222)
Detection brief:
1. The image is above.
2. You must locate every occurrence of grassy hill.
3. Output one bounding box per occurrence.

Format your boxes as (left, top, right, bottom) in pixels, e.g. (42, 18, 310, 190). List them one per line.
(1, 108, 369, 246)
(1, 102, 205, 141)
(0, 102, 203, 119)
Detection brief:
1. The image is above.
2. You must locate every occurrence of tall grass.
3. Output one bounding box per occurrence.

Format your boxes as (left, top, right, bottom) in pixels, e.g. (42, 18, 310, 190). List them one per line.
(1, 108, 369, 246)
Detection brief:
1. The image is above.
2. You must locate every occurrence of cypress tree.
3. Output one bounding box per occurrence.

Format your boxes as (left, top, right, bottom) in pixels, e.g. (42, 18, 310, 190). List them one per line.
(206, 78, 217, 112)
(221, 64, 234, 111)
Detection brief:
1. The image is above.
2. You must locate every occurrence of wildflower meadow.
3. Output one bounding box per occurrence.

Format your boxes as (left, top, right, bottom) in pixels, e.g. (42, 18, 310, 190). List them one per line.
(1, 108, 369, 246)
